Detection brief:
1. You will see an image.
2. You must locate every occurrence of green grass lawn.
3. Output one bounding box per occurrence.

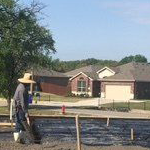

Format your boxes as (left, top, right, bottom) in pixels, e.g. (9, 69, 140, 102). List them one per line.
(102, 101, 150, 110)
(0, 92, 87, 103)
(0, 106, 9, 114)
(0, 94, 4, 99)
(0, 106, 76, 116)
(1, 101, 150, 116)
(33, 92, 87, 103)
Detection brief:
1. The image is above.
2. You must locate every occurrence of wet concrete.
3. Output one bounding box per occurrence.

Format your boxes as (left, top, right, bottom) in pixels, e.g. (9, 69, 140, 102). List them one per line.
(1, 116, 150, 148)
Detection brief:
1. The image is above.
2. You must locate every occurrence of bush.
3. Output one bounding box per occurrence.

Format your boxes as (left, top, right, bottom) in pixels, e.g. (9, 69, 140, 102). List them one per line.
(66, 93, 90, 98)
(66, 91, 72, 97)
(84, 94, 89, 98)
(79, 94, 85, 98)
(66, 91, 76, 97)
(79, 93, 89, 98)
(35, 92, 40, 97)
(116, 107, 130, 112)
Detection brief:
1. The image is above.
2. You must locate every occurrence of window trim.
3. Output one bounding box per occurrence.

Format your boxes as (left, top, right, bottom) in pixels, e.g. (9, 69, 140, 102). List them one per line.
(77, 80, 86, 92)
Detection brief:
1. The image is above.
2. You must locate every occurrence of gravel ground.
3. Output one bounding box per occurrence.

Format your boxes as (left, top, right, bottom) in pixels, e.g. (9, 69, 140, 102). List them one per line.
(1, 125, 150, 150)
(1, 117, 150, 150)
(1, 118, 150, 147)
(0, 141, 150, 150)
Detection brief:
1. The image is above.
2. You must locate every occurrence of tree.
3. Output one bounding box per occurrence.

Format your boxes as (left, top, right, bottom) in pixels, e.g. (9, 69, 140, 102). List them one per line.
(134, 54, 147, 63)
(0, 0, 55, 109)
(119, 54, 147, 65)
(51, 58, 118, 72)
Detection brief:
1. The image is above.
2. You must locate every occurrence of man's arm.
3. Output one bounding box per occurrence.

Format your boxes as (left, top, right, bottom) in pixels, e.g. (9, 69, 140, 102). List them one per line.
(18, 90, 30, 124)
(18, 90, 25, 112)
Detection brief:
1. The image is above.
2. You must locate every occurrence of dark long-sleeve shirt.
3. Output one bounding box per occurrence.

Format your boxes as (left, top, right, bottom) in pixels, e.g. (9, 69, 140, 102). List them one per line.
(13, 83, 29, 113)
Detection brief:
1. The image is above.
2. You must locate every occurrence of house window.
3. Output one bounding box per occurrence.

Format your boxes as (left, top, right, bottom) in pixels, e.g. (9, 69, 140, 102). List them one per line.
(77, 80, 86, 92)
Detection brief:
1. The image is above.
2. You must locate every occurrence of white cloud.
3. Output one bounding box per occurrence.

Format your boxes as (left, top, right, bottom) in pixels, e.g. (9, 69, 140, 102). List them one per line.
(100, 0, 150, 24)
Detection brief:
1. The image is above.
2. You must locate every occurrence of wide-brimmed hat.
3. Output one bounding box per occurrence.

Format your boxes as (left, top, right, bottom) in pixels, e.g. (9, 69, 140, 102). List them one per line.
(18, 73, 36, 84)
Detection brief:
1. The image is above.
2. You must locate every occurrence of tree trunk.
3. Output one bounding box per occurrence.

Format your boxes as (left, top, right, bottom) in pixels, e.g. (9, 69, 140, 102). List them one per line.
(7, 86, 13, 111)
(7, 98, 11, 111)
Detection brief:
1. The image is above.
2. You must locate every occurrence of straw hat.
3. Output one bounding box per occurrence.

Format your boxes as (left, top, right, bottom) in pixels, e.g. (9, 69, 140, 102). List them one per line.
(18, 73, 36, 84)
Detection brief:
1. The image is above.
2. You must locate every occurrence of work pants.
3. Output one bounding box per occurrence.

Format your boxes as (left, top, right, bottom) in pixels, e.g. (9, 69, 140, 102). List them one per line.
(15, 109, 26, 132)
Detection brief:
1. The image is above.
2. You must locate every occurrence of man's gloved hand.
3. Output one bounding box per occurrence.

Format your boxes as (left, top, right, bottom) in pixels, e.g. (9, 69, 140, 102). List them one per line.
(25, 113, 29, 118)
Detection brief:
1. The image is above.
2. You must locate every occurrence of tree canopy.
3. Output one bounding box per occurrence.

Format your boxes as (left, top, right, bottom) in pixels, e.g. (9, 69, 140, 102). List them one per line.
(0, 0, 55, 106)
(51, 58, 118, 72)
(51, 55, 148, 73)
(119, 55, 147, 65)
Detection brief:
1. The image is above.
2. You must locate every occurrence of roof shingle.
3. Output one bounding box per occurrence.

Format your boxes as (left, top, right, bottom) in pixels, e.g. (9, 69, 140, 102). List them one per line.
(28, 68, 68, 78)
(66, 62, 150, 81)
(101, 62, 150, 81)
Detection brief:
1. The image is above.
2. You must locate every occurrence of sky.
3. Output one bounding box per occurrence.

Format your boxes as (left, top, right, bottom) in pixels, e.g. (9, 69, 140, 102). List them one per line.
(20, 0, 150, 61)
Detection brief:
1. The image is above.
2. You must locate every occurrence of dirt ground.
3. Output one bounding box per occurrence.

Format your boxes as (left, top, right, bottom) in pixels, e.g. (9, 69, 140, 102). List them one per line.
(0, 141, 150, 150)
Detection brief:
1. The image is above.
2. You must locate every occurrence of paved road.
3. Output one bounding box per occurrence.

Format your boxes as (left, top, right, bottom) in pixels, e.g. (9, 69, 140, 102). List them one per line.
(48, 108, 150, 118)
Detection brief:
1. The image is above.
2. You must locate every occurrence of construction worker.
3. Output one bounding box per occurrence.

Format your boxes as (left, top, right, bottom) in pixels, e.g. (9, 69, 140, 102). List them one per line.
(13, 73, 35, 143)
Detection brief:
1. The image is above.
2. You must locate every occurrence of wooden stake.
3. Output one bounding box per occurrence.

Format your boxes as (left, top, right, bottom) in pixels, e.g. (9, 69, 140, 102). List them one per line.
(30, 69, 34, 94)
(11, 120, 13, 128)
(49, 95, 50, 102)
(107, 117, 110, 127)
(10, 99, 13, 129)
(76, 115, 81, 150)
(131, 128, 134, 140)
(128, 100, 130, 110)
(98, 98, 100, 108)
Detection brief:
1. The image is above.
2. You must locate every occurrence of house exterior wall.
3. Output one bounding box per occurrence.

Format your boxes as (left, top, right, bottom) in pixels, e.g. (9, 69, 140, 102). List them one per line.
(135, 82, 150, 99)
(101, 81, 135, 100)
(98, 69, 115, 78)
(34, 76, 70, 96)
(70, 74, 93, 97)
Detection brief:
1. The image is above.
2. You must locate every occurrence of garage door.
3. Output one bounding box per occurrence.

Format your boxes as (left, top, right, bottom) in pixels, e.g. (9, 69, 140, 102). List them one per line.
(105, 85, 131, 100)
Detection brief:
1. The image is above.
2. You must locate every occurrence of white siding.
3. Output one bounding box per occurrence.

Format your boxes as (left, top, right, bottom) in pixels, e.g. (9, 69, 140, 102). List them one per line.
(98, 69, 115, 78)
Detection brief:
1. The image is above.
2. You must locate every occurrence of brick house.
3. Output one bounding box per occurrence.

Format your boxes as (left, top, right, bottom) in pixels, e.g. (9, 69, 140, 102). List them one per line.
(100, 62, 150, 100)
(65, 65, 103, 97)
(69, 72, 100, 97)
(30, 68, 70, 96)
(65, 62, 150, 100)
